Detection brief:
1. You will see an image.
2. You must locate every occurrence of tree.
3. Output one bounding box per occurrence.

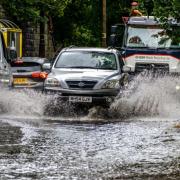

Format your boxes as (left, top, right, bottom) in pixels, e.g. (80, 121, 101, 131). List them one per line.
(137, 0, 180, 20)
(1, 0, 179, 49)
(153, 0, 180, 20)
(138, 0, 180, 45)
(0, 0, 71, 56)
(0, 0, 71, 23)
(53, 0, 101, 47)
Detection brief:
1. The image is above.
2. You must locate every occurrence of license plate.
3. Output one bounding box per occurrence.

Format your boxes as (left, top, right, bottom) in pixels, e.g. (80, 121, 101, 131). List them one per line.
(69, 96, 92, 103)
(13, 78, 28, 85)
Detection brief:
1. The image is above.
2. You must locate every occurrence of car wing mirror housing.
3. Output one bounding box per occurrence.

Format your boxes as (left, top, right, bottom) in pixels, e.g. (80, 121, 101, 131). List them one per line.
(43, 63, 51, 71)
(109, 34, 117, 47)
(7, 48, 17, 63)
(122, 65, 131, 73)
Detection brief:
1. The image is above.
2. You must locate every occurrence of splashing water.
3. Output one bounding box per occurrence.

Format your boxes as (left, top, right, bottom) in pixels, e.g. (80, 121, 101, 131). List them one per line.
(110, 73, 180, 119)
(0, 89, 47, 116)
(0, 88, 84, 120)
(0, 73, 180, 121)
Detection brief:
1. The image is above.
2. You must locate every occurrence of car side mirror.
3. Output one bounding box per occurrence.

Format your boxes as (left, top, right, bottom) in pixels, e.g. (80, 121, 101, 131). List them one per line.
(123, 66, 131, 73)
(10, 49, 17, 60)
(111, 25, 118, 34)
(42, 63, 51, 71)
(109, 34, 117, 47)
(7, 48, 17, 62)
(108, 24, 125, 48)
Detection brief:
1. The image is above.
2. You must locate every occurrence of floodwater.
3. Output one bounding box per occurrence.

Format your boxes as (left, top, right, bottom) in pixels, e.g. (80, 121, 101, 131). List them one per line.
(0, 74, 180, 179)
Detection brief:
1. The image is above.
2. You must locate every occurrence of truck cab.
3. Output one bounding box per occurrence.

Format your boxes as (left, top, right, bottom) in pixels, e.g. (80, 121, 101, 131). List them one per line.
(0, 30, 13, 87)
(110, 16, 180, 73)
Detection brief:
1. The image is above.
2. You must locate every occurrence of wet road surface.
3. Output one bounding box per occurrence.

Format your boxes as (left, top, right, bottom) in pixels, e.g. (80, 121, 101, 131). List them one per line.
(0, 116, 179, 179)
(0, 75, 180, 179)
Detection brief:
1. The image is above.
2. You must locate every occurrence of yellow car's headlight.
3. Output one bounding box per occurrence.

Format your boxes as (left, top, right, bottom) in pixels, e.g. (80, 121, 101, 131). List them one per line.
(101, 79, 120, 89)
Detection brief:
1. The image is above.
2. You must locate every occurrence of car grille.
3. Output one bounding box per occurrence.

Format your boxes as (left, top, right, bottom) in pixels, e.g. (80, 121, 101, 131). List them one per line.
(135, 63, 169, 72)
(66, 80, 97, 89)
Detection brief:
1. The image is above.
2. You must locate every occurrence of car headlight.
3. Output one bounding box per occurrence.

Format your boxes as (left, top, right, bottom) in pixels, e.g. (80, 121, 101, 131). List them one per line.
(101, 79, 120, 89)
(45, 78, 60, 87)
(176, 85, 180, 91)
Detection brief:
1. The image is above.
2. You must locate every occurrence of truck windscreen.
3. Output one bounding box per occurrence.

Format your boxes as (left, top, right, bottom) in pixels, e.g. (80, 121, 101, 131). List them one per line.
(126, 25, 180, 49)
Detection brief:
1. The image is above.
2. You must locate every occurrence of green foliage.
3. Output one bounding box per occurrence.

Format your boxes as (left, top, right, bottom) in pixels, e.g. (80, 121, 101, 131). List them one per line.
(0, 0, 131, 47)
(137, 0, 180, 20)
(1, 0, 179, 48)
(137, 0, 180, 46)
(53, 0, 101, 47)
(154, 0, 180, 19)
(1, 0, 71, 23)
(1, 0, 38, 22)
(63, 25, 99, 46)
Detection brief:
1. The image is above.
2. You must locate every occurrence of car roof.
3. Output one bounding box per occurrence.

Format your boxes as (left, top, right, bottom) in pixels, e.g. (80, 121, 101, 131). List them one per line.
(128, 16, 180, 26)
(21, 57, 49, 64)
(61, 47, 119, 53)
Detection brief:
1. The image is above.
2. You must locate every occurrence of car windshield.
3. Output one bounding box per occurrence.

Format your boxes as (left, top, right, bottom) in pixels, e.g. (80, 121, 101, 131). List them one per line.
(126, 25, 180, 49)
(11, 62, 41, 73)
(55, 51, 117, 70)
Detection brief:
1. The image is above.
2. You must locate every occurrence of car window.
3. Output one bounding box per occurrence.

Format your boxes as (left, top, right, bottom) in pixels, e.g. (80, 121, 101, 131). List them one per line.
(55, 51, 117, 70)
(11, 62, 41, 73)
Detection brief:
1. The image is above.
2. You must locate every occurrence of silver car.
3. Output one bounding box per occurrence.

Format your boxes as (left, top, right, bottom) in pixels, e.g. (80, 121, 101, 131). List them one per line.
(11, 57, 49, 90)
(44, 47, 126, 106)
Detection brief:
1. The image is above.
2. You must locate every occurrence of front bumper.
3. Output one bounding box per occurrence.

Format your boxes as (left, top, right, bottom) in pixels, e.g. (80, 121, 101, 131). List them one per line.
(12, 85, 44, 91)
(44, 87, 119, 105)
(12, 81, 44, 91)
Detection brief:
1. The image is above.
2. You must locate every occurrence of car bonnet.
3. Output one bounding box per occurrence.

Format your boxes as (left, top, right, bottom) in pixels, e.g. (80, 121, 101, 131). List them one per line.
(49, 68, 120, 81)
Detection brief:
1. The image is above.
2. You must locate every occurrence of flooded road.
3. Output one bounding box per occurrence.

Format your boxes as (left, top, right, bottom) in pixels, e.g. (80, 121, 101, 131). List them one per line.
(0, 75, 180, 179)
(0, 117, 179, 179)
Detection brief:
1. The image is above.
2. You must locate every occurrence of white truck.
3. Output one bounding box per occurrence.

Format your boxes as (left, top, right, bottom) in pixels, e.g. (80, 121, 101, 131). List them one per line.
(110, 16, 180, 74)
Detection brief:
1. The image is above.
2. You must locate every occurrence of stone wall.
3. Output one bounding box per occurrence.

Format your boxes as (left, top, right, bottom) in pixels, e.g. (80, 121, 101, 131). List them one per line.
(22, 22, 55, 58)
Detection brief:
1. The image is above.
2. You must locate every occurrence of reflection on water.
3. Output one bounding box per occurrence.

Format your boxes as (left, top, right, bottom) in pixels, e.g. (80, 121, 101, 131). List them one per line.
(0, 119, 179, 179)
(0, 123, 23, 155)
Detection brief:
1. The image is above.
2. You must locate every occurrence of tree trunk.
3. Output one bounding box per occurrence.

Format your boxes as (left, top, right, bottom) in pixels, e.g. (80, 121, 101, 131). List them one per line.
(102, 0, 107, 47)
